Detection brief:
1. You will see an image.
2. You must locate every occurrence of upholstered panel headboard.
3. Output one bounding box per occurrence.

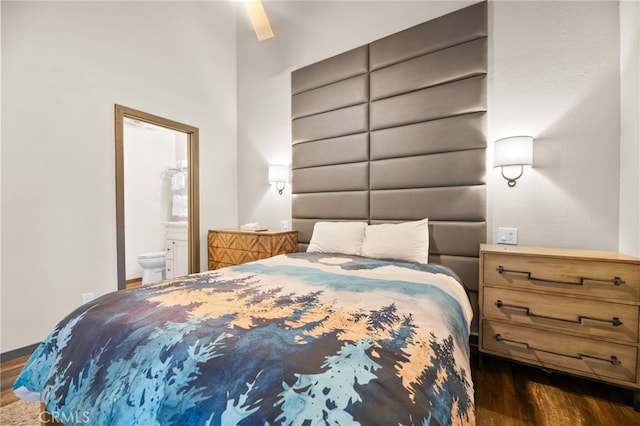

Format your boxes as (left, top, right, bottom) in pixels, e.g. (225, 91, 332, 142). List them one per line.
(291, 1, 487, 335)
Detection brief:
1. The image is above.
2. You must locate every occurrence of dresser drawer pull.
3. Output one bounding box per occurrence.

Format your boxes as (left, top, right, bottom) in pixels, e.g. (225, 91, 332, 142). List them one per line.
(494, 334, 621, 365)
(496, 266, 625, 287)
(495, 300, 623, 327)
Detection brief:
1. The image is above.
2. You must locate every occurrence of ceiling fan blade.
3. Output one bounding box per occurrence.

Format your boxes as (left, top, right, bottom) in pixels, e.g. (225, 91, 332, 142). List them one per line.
(244, 0, 274, 41)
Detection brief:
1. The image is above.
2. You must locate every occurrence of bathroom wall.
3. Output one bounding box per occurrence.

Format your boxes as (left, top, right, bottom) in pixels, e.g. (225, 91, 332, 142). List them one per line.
(123, 122, 185, 280)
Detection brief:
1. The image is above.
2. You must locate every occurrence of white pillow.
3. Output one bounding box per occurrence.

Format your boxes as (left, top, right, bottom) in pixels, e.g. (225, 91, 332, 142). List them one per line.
(361, 219, 429, 263)
(306, 222, 367, 255)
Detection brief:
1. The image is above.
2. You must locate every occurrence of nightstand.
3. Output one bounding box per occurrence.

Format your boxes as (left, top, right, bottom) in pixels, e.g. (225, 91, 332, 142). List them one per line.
(207, 228, 299, 270)
(478, 244, 640, 409)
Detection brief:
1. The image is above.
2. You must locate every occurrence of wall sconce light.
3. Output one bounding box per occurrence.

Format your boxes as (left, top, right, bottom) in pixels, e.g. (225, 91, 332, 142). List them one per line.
(494, 136, 534, 187)
(268, 164, 290, 195)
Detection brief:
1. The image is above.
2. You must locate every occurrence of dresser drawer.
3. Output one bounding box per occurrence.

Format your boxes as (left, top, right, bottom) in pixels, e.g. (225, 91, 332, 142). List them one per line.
(209, 261, 235, 270)
(210, 247, 269, 266)
(482, 320, 638, 384)
(483, 286, 639, 343)
(209, 232, 266, 253)
(483, 253, 640, 302)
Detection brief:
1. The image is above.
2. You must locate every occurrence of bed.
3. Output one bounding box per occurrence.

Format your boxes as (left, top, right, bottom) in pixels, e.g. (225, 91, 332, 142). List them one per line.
(15, 249, 475, 425)
(14, 2, 487, 424)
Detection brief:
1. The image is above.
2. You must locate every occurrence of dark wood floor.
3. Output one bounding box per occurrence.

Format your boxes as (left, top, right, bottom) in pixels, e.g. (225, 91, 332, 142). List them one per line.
(1, 353, 31, 407)
(471, 347, 640, 425)
(2, 347, 640, 424)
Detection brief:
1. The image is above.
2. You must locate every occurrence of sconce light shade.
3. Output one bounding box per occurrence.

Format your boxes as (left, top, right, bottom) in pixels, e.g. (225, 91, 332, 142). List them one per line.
(494, 136, 533, 167)
(268, 164, 290, 195)
(494, 136, 534, 187)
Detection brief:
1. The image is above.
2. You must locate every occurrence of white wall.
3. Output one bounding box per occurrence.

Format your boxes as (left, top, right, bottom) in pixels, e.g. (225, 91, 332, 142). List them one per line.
(237, 1, 635, 254)
(620, 0, 640, 257)
(488, 1, 621, 251)
(1, 1, 238, 353)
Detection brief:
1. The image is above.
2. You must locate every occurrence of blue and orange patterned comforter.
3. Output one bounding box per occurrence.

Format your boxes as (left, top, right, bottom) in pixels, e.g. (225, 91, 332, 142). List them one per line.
(14, 253, 475, 425)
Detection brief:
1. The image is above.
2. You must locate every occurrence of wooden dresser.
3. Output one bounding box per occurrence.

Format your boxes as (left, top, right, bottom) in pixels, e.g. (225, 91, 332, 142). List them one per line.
(478, 244, 640, 408)
(208, 228, 298, 270)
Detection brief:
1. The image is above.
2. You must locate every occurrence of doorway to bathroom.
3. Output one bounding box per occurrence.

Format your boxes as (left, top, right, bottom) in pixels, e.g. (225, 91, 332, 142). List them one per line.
(115, 105, 200, 290)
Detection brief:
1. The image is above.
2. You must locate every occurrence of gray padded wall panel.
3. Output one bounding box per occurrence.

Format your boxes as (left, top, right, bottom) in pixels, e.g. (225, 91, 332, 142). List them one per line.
(292, 192, 369, 219)
(291, 2, 487, 336)
(370, 75, 486, 130)
(292, 134, 369, 168)
(292, 46, 368, 94)
(370, 38, 487, 101)
(292, 162, 369, 193)
(370, 186, 486, 221)
(370, 112, 486, 160)
(292, 75, 368, 120)
(292, 219, 318, 244)
(370, 149, 485, 189)
(427, 221, 486, 257)
(369, 1, 487, 71)
(430, 255, 481, 292)
(292, 104, 368, 143)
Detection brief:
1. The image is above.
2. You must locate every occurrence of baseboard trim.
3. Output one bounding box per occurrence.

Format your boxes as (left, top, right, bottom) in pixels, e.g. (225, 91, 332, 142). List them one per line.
(0, 342, 40, 363)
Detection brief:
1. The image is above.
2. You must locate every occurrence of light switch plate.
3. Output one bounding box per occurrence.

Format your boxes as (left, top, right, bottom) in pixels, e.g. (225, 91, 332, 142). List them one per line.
(497, 227, 518, 245)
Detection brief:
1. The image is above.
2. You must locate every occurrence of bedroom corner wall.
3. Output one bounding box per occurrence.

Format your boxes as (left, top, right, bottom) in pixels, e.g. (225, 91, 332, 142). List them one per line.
(1, 1, 238, 354)
(619, 0, 640, 257)
(487, 0, 621, 252)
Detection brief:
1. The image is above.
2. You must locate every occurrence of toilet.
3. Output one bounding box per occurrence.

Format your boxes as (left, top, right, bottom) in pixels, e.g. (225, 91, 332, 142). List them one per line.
(137, 251, 166, 285)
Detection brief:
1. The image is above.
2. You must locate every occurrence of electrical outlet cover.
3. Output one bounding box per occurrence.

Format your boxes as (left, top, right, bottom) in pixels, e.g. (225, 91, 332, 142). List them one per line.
(497, 227, 518, 245)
